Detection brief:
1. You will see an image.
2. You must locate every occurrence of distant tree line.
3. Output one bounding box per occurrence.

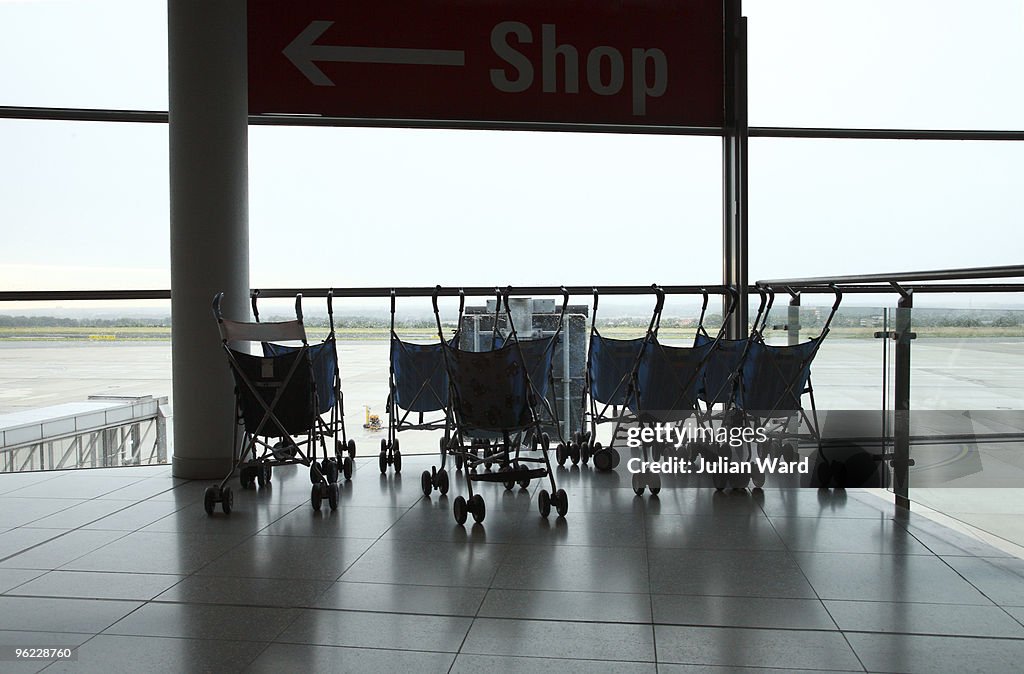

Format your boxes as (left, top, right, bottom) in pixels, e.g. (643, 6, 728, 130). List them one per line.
(0, 316, 172, 328)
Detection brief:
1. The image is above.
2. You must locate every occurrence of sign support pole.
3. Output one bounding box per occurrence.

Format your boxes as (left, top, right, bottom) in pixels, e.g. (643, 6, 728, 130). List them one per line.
(722, 0, 748, 338)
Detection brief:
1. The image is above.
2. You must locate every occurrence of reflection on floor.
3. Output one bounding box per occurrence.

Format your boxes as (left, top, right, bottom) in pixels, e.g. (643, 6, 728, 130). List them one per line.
(2, 456, 1024, 673)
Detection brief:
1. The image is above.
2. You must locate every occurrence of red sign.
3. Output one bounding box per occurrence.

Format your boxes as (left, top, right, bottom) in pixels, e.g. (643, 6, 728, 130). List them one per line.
(248, 1, 724, 128)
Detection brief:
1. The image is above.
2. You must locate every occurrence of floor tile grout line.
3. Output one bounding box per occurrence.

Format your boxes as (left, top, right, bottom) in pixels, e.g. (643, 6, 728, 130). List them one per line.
(761, 498, 869, 672)
(247, 473, 434, 652)
(898, 518, 1024, 626)
(642, 486, 658, 667)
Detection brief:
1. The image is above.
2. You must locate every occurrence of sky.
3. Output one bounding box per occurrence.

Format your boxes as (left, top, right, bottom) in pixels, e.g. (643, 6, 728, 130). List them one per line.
(0, 0, 1022, 310)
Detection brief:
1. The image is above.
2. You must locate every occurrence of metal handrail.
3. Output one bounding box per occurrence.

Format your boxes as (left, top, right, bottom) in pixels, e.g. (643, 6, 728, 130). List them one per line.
(4, 282, 1024, 304)
(757, 264, 1024, 286)
(5, 106, 1024, 140)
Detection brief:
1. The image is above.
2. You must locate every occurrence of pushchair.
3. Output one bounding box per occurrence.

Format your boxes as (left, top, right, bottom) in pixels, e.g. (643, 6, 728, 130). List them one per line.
(381, 290, 463, 480)
(205, 291, 352, 515)
(626, 288, 729, 496)
(578, 286, 664, 472)
(717, 284, 843, 489)
(434, 287, 567, 523)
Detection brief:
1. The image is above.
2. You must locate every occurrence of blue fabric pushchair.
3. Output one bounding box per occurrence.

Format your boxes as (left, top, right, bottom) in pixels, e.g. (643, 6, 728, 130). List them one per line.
(434, 287, 567, 523)
(205, 291, 352, 515)
(711, 285, 843, 489)
(381, 290, 463, 484)
(577, 286, 664, 472)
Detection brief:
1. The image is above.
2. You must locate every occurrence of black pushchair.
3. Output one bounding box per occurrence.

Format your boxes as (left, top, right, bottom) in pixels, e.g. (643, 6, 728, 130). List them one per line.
(434, 287, 567, 524)
(578, 286, 664, 472)
(205, 291, 352, 515)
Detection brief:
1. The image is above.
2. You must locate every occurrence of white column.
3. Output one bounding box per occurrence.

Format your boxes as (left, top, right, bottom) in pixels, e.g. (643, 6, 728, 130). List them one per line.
(168, 0, 249, 479)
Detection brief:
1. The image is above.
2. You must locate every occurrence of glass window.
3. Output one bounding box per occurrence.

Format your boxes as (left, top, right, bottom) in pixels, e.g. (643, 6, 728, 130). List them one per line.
(745, 0, 1024, 129)
(249, 126, 722, 288)
(0, 119, 169, 290)
(0, 0, 168, 110)
(748, 137, 1024, 282)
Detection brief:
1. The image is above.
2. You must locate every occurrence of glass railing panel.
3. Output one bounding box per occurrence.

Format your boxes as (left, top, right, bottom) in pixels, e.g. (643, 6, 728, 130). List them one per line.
(887, 304, 1024, 556)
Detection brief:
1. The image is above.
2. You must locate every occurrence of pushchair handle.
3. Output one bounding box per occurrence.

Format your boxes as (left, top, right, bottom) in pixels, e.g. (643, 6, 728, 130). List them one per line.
(327, 289, 334, 318)
(559, 286, 570, 312)
(724, 286, 740, 317)
(250, 289, 261, 323)
(390, 288, 397, 315)
(431, 285, 441, 314)
(592, 287, 599, 313)
(295, 294, 303, 322)
(212, 292, 225, 322)
(652, 284, 666, 313)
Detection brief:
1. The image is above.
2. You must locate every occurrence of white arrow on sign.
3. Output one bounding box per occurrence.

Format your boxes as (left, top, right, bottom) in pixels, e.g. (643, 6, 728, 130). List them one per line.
(283, 20, 466, 86)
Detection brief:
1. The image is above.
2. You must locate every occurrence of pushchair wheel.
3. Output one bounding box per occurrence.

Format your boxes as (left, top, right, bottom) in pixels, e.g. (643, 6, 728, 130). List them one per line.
(393, 451, 402, 474)
(256, 465, 267, 488)
(711, 451, 728, 491)
(421, 470, 433, 497)
(347, 439, 356, 459)
(378, 451, 387, 475)
(751, 465, 766, 489)
(221, 486, 233, 514)
(264, 464, 272, 483)
(570, 443, 581, 466)
(632, 472, 645, 496)
(327, 482, 339, 511)
(554, 489, 569, 517)
(240, 466, 254, 489)
(453, 496, 468, 525)
(538, 489, 552, 518)
(649, 473, 662, 496)
(309, 464, 322, 485)
(342, 457, 353, 481)
(203, 486, 217, 516)
(311, 484, 323, 511)
(581, 443, 591, 466)
(555, 443, 567, 467)
(518, 478, 530, 490)
(454, 452, 464, 471)
(782, 443, 797, 462)
(816, 460, 832, 489)
(438, 469, 449, 495)
(729, 473, 750, 490)
(831, 460, 847, 489)
(470, 494, 486, 523)
(322, 458, 340, 484)
(610, 447, 621, 469)
(592, 444, 613, 472)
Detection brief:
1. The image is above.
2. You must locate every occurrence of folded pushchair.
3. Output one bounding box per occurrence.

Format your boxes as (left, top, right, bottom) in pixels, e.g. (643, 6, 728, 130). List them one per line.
(578, 286, 664, 472)
(205, 291, 352, 515)
(381, 290, 463, 481)
(717, 284, 843, 489)
(625, 288, 731, 495)
(434, 287, 567, 523)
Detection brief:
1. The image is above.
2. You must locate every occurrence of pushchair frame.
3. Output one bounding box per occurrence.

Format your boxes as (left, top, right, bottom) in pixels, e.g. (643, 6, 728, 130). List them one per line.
(205, 291, 350, 515)
(433, 286, 568, 524)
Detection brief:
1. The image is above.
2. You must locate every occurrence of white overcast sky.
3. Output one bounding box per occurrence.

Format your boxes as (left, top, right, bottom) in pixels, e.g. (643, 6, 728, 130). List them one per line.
(0, 0, 1022, 307)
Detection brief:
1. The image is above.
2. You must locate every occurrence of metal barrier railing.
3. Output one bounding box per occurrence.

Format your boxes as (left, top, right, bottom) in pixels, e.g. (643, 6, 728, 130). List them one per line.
(756, 265, 1024, 509)
(3, 266, 1023, 506)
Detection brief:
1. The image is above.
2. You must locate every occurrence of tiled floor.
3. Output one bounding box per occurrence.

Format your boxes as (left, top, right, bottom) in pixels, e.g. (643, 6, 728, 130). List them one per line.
(2, 456, 1024, 673)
